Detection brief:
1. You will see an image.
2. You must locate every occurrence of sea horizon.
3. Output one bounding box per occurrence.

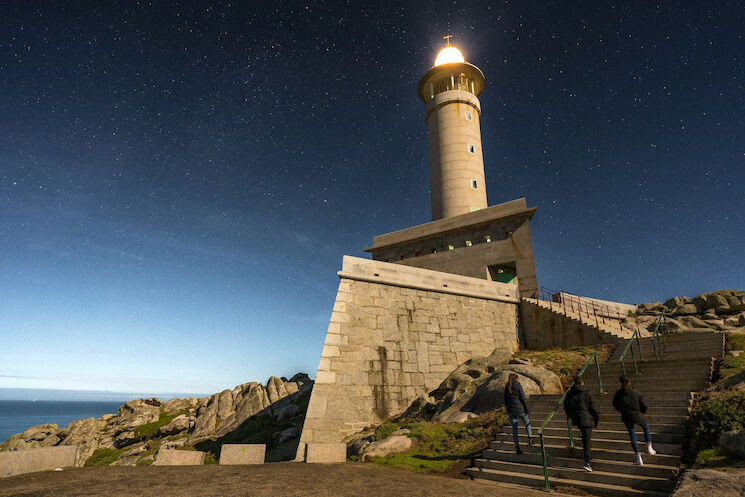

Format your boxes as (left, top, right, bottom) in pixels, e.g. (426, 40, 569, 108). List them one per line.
(0, 388, 210, 443)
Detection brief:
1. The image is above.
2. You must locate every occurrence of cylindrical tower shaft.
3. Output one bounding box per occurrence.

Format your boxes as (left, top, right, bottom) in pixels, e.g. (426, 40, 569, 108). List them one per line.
(426, 90, 487, 220)
(418, 48, 487, 221)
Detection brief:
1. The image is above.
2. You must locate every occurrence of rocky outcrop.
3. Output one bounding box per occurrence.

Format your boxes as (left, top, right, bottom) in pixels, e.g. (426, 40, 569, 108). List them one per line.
(637, 290, 745, 331)
(400, 350, 561, 422)
(0, 374, 313, 467)
(719, 430, 745, 459)
(672, 468, 745, 497)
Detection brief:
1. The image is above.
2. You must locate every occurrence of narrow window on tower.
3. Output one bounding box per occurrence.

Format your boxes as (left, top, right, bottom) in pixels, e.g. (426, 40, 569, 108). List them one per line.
(465, 110, 473, 121)
(470, 179, 478, 189)
(467, 144, 475, 154)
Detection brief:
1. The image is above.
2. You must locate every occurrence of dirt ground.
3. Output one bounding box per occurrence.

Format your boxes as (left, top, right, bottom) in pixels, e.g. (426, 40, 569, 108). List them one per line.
(0, 463, 561, 497)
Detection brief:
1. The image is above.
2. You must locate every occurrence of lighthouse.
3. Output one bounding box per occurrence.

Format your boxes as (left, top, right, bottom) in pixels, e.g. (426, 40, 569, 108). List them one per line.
(418, 41, 488, 221)
(366, 38, 538, 299)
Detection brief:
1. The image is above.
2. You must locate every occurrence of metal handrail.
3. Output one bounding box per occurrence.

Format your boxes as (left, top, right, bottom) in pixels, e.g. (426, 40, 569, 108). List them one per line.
(618, 326, 645, 375)
(534, 287, 624, 332)
(538, 351, 603, 492)
(649, 313, 670, 359)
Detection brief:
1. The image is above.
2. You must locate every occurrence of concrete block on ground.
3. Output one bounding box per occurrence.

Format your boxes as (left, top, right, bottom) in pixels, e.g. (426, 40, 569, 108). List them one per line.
(152, 449, 205, 466)
(0, 446, 78, 478)
(219, 444, 265, 465)
(305, 443, 346, 463)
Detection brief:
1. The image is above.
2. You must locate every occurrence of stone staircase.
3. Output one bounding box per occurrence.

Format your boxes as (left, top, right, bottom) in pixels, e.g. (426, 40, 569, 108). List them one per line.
(523, 297, 637, 340)
(466, 330, 725, 496)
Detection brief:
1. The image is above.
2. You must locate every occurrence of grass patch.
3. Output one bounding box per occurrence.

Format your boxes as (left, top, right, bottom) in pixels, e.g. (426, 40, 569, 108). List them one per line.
(135, 458, 154, 466)
(133, 411, 182, 440)
(368, 409, 507, 474)
(84, 448, 124, 466)
(512, 345, 614, 387)
(371, 423, 399, 442)
(719, 333, 745, 385)
(203, 453, 218, 465)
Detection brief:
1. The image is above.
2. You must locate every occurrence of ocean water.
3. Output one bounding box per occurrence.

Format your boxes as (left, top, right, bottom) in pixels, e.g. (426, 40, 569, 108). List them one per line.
(0, 401, 122, 443)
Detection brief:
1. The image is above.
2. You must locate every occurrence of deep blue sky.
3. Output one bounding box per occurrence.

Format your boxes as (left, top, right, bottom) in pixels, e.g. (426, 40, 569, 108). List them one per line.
(1, 1, 743, 396)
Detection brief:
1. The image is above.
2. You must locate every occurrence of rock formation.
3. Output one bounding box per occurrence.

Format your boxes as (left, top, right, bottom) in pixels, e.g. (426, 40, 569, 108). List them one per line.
(0, 373, 312, 466)
(636, 290, 745, 332)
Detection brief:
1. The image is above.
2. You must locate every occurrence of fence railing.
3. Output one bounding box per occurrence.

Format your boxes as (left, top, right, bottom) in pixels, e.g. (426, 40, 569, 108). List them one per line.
(538, 351, 604, 492)
(533, 286, 625, 332)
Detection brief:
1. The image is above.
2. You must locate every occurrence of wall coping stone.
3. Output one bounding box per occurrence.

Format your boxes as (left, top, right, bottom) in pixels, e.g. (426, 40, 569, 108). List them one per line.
(337, 256, 518, 304)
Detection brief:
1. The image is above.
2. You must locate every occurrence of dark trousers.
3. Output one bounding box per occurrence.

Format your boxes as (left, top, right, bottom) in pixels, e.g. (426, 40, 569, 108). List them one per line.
(579, 426, 593, 464)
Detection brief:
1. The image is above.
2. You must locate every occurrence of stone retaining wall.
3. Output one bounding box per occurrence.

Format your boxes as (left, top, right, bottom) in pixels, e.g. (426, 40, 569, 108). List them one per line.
(297, 256, 519, 455)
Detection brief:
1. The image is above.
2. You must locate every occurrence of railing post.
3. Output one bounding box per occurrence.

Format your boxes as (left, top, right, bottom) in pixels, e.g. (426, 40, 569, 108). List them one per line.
(630, 341, 639, 375)
(594, 353, 603, 394)
(540, 434, 550, 492)
(635, 331, 644, 362)
(562, 295, 567, 316)
(593, 308, 599, 328)
(567, 416, 575, 449)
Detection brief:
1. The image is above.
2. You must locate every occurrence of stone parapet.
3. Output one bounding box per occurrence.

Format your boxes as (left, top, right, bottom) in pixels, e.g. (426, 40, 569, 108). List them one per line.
(0, 446, 78, 478)
(304, 443, 346, 463)
(153, 449, 205, 466)
(219, 444, 266, 465)
(337, 256, 518, 303)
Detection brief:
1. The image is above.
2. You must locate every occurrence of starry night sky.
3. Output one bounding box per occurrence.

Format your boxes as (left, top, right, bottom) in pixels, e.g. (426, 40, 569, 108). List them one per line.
(1, 1, 743, 395)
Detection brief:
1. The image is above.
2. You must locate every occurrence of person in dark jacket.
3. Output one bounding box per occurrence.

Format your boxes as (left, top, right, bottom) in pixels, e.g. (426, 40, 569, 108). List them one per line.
(504, 373, 533, 454)
(612, 375, 656, 466)
(563, 376, 600, 472)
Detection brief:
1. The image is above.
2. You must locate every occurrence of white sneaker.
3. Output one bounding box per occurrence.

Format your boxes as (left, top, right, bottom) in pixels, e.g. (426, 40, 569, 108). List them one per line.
(635, 453, 644, 466)
(647, 443, 656, 455)
(583, 464, 593, 472)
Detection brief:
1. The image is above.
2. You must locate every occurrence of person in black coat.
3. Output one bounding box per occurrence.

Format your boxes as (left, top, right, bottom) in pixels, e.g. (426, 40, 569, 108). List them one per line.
(612, 375, 656, 466)
(563, 376, 600, 472)
(504, 373, 533, 454)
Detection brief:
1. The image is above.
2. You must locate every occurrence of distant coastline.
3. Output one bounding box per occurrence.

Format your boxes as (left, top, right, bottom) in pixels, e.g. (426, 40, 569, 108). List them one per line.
(0, 388, 208, 402)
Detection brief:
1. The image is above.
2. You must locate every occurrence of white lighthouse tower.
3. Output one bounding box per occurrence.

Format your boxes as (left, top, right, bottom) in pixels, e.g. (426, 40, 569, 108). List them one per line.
(418, 38, 488, 221)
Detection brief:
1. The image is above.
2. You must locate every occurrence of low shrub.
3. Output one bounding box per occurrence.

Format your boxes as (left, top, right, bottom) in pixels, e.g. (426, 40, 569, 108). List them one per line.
(84, 448, 123, 466)
(686, 391, 745, 462)
(371, 423, 399, 442)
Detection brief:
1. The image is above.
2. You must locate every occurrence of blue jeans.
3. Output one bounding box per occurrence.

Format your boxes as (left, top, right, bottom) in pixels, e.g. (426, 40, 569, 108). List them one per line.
(625, 422, 652, 454)
(509, 413, 532, 446)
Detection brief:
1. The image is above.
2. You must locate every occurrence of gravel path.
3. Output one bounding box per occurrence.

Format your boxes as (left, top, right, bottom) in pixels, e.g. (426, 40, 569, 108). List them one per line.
(0, 463, 559, 497)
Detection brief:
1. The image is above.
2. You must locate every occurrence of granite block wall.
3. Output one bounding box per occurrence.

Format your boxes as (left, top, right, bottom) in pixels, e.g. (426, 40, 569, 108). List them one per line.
(296, 257, 519, 454)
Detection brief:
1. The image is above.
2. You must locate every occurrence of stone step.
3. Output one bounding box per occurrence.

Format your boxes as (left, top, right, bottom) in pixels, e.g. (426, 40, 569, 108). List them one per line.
(506, 433, 682, 455)
(608, 351, 721, 362)
(488, 438, 681, 466)
(481, 449, 679, 478)
(529, 411, 687, 426)
(530, 394, 692, 408)
(472, 459, 676, 493)
(589, 363, 712, 376)
(509, 426, 684, 445)
(536, 417, 686, 434)
(528, 398, 692, 411)
(466, 465, 671, 497)
(579, 379, 708, 390)
(537, 391, 693, 403)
